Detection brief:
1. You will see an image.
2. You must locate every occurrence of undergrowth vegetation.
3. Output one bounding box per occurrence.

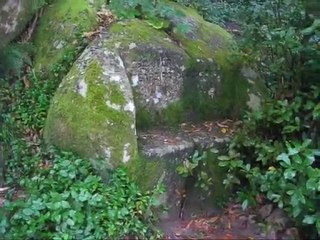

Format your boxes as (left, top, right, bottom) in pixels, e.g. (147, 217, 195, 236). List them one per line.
(208, 0, 320, 237)
(173, 0, 320, 237)
(0, 150, 162, 239)
(0, 3, 163, 237)
(219, 89, 320, 236)
(0, 0, 319, 238)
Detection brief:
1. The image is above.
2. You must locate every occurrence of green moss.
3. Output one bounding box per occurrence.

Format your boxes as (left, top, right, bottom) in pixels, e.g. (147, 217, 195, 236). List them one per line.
(165, 0, 204, 22)
(44, 60, 137, 179)
(198, 150, 230, 205)
(167, 0, 232, 61)
(105, 20, 176, 50)
(126, 155, 166, 192)
(180, 55, 252, 120)
(161, 101, 185, 127)
(33, 0, 102, 72)
(136, 106, 153, 130)
(136, 101, 185, 130)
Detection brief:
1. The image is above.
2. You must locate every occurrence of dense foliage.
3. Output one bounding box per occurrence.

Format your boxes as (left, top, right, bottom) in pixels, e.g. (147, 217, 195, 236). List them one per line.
(0, 5, 163, 237)
(172, 0, 320, 237)
(0, 150, 162, 239)
(219, 89, 320, 235)
(206, 0, 320, 237)
(1, 0, 319, 238)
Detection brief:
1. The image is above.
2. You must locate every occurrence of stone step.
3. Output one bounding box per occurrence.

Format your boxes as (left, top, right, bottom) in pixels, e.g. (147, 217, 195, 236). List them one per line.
(138, 121, 232, 160)
(136, 121, 235, 219)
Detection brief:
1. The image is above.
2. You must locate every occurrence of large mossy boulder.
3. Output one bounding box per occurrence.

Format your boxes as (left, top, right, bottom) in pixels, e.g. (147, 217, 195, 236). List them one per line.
(32, 0, 103, 74)
(105, 19, 191, 128)
(44, 39, 137, 180)
(0, 0, 35, 47)
(167, 2, 266, 120)
(103, 4, 266, 129)
(44, 2, 266, 197)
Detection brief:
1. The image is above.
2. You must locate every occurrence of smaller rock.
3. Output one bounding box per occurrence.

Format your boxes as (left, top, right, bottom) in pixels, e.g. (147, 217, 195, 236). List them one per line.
(258, 204, 273, 219)
(248, 214, 257, 224)
(283, 227, 300, 240)
(265, 229, 277, 240)
(266, 208, 290, 231)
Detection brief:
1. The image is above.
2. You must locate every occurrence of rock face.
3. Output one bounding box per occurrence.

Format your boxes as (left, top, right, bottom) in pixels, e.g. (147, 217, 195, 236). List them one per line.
(102, 4, 266, 129)
(44, 2, 266, 198)
(32, 0, 103, 74)
(104, 19, 191, 128)
(0, 0, 35, 47)
(44, 39, 137, 180)
(130, 122, 232, 218)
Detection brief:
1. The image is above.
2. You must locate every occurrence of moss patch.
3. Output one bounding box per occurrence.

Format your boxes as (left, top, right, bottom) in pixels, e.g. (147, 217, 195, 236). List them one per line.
(160, 101, 185, 127)
(126, 155, 167, 192)
(105, 19, 177, 51)
(33, 0, 102, 73)
(136, 106, 153, 130)
(44, 59, 137, 180)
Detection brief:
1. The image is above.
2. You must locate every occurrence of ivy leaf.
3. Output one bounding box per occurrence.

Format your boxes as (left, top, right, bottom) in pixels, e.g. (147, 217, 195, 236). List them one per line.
(276, 153, 291, 165)
(284, 169, 296, 180)
(303, 215, 316, 225)
(22, 208, 33, 216)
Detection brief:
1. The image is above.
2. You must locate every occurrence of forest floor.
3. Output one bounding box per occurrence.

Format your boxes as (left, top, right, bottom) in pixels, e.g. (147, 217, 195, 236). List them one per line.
(159, 202, 300, 240)
(160, 202, 263, 240)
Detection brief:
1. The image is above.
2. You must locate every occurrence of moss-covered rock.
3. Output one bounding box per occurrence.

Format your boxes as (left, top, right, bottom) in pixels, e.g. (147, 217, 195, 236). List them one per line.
(0, 0, 36, 47)
(166, 2, 266, 120)
(43, 1, 266, 198)
(102, 4, 266, 129)
(32, 0, 103, 74)
(105, 19, 191, 128)
(44, 39, 137, 180)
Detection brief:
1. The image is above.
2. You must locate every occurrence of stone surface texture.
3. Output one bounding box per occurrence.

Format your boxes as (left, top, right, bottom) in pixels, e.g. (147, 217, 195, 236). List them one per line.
(0, 0, 35, 47)
(44, 38, 137, 180)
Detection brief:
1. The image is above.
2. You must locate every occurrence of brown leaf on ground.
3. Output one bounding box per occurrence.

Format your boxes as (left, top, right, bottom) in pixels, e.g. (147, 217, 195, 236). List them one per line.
(83, 30, 100, 40)
(22, 75, 30, 89)
(203, 121, 213, 132)
(97, 8, 116, 26)
(217, 122, 229, 128)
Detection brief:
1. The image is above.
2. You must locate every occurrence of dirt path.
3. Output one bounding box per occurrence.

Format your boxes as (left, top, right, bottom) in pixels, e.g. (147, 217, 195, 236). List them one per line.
(159, 203, 265, 240)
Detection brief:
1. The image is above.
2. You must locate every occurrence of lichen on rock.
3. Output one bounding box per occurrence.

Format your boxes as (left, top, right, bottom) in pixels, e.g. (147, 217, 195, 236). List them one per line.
(104, 19, 191, 127)
(44, 38, 137, 180)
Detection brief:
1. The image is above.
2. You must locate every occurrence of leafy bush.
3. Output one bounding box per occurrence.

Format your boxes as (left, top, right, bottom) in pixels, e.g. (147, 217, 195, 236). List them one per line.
(232, 0, 319, 96)
(176, 150, 213, 193)
(0, 149, 163, 239)
(0, 40, 82, 183)
(108, 0, 176, 29)
(218, 87, 320, 236)
(174, 0, 240, 26)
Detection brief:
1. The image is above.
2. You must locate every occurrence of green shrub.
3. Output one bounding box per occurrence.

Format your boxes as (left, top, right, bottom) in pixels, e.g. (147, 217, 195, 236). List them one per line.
(218, 87, 320, 236)
(173, 0, 240, 26)
(0, 149, 163, 239)
(232, 0, 319, 96)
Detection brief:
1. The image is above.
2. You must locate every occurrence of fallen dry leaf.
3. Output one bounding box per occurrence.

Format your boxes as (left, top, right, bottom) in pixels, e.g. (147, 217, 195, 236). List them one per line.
(83, 30, 100, 40)
(221, 128, 228, 134)
(217, 122, 229, 128)
(23, 75, 30, 89)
